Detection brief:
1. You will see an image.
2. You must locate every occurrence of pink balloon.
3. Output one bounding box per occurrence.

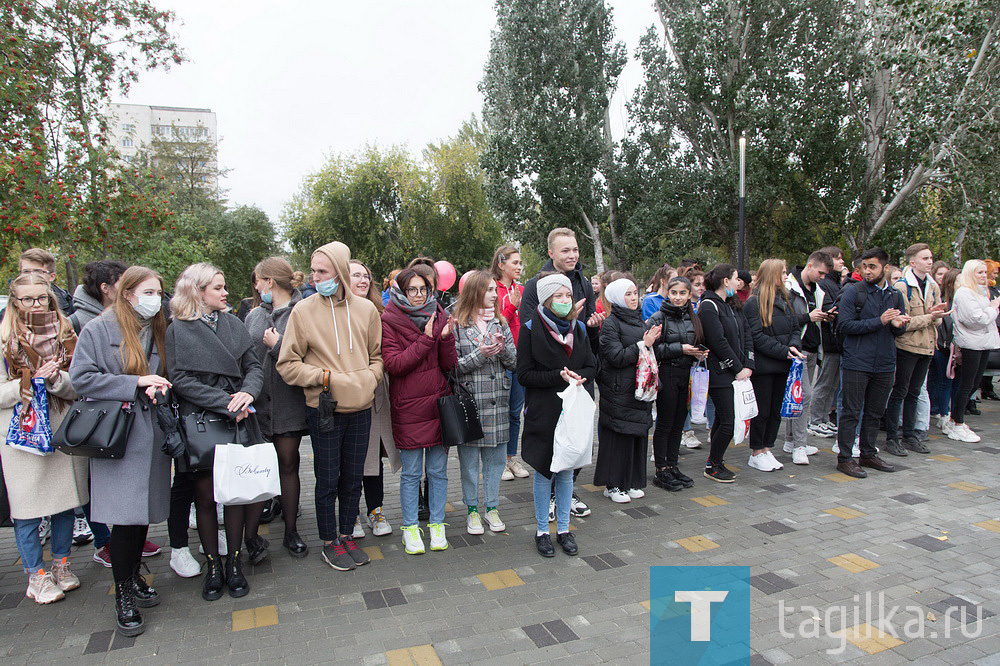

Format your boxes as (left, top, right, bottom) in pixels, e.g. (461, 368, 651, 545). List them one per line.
(458, 270, 476, 293)
(434, 260, 457, 291)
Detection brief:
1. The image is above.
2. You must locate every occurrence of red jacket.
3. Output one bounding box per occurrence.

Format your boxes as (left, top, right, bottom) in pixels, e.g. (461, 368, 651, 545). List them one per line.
(381, 301, 458, 449)
(496, 280, 524, 345)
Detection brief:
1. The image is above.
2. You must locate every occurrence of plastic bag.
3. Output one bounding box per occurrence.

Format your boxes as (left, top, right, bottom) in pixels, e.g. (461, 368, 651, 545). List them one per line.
(635, 342, 659, 402)
(689, 361, 710, 420)
(551, 382, 596, 473)
(780, 358, 805, 418)
(732, 378, 758, 445)
(5, 378, 54, 456)
(213, 441, 281, 505)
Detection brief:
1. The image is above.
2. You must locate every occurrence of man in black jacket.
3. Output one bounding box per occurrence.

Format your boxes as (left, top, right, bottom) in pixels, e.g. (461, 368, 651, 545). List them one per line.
(17, 248, 75, 316)
(835, 248, 909, 478)
(811, 246, 846, 436)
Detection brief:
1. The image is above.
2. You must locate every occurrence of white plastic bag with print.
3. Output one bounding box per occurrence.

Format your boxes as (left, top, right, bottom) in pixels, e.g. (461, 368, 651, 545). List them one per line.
(551, 382, 596, 473)
(213, 442, 281, 505)
(732, 378, 759, 445)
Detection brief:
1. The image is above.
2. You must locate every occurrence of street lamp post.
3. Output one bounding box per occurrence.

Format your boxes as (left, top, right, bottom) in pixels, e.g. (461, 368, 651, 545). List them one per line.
(737, 135, 746, 270)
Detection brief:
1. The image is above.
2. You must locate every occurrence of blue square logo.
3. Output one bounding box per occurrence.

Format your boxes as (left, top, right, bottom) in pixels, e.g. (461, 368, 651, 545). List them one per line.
(650, 566, 754, 665)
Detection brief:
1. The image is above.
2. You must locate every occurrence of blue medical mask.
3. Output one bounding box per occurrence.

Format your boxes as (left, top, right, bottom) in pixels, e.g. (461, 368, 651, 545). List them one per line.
(725, 287, 736, 298)
(316, 278, 339, 297)
(260, 291, 273, 304)
(134, 294, 161, 319)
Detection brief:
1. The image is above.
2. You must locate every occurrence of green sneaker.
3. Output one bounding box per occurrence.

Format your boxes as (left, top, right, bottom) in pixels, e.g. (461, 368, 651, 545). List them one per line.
(400, 525, 425, 555)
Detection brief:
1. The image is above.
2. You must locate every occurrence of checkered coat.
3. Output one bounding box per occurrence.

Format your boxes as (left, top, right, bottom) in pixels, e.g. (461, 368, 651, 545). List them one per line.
(453, 320, 517, 448)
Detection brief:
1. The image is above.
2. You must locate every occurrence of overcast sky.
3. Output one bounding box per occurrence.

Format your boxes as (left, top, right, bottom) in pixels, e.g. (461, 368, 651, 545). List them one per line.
(123, 1, 661, 222)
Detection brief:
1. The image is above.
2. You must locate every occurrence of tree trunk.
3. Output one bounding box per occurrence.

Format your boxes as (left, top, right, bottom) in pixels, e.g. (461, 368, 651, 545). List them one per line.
(578, 205, 606, 273)
(602, 105, 623, 269)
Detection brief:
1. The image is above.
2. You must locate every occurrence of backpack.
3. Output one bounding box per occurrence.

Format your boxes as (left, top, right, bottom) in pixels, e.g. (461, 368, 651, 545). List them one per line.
(834, 283, 868, 344)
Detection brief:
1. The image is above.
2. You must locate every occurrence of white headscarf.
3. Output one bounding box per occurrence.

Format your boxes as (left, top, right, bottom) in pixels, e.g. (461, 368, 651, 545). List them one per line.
(604, 278, 635, 308)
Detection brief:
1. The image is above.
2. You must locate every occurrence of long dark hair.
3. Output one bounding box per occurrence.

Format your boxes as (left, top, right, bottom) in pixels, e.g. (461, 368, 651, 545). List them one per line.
(704, 263, 741, 309)
(665, 276, 703, 344)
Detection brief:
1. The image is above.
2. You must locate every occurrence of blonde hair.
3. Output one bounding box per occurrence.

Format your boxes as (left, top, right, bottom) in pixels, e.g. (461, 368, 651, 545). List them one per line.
(546, 227, 576, 250)
(956, 259, 987, 293)
(753, 259, 789, 328)
(254, 257, 305, 295)
(113, 266, 168, 375)
(170, 262, 224, 321)
(0, 273, 75, 351)
(452, 270, 506, 328)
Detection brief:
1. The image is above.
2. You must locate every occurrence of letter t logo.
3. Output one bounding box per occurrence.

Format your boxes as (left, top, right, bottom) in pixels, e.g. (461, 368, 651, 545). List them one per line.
(675, 590, 729, 641)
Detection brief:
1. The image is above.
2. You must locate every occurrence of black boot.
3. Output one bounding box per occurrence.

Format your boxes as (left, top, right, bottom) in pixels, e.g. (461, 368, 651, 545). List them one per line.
(202, 554, 224, 601)
(652, 468, 683, 492)
(668, 466, 695, 489)
(131, 563, 160, 607)
(967, 400, 981, 415)
(115, 579, 144, 637)
(282, 530, 308, 558)
(259, 498, 281, 524)
(245, 535, 269, 565)
(417, 478, 430, 522)
(225, 550, 250, 598)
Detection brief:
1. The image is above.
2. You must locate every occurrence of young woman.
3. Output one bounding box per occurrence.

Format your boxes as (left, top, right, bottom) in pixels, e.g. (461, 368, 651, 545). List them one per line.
(1, 274, 84, 605)
(381, 267, 456, 554)
(518, 274, 598, 558)
(166, 264, 264, 601)
(698, 264, 754, 482)
(348, 259, 400, 538)
(743, 260, 807, 471)
(491, 245, 530, 480)
(929, 269, 960, 429)
(592, 274, 604, 314)
(642, 264, 675, 320)
(452, 270, 516, 533)
(594, 278, 658, 502)
(931, 261, 950, 289)
(647, 276, 707, 491)
(243, 257, 309, 558)
(946, 260, 1000, 442)
(71, 266, 173, 636)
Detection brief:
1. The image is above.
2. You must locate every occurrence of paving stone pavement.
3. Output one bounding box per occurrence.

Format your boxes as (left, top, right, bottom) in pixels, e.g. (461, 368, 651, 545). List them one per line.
(2, 401, 1000, 664)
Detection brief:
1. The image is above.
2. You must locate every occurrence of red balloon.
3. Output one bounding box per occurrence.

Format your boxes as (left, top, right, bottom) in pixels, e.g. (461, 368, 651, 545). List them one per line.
(458, 270, 476, 293)
(434, 260, 457, 291)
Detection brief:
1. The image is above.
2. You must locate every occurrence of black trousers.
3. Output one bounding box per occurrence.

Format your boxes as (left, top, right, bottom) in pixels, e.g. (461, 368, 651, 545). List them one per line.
(885, 349, 932, 441)
(953, 349, 991, 424)
(109, 524, 149, 584)
(749, 373, 786, 452)
(652, 365, 689, 468)
(707, 384, 735, 466)
(838, 370, 893, 462)
(167, 469, 196, 549)
(363, 458, 384, 513)
(306, 407, 372, 540)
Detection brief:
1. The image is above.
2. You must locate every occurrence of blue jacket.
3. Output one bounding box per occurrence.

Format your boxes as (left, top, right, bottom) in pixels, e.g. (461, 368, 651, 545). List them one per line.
(641, 292, 663, 320)
(839, 280, 907, 373)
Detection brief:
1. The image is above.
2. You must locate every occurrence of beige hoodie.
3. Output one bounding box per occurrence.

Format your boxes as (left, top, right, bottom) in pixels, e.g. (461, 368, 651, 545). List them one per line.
(276, 241, 384, 412)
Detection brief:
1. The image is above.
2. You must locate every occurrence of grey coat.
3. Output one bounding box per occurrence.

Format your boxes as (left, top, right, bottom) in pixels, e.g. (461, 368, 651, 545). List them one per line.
(70, 312, 171, 525)
(453, 320, 517, 448)
(244, 292, 308, 437)
(365, 378, 401, 475)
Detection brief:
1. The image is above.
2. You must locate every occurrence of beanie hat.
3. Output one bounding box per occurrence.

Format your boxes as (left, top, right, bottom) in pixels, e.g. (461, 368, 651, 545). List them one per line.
(537, 274, 572, 306)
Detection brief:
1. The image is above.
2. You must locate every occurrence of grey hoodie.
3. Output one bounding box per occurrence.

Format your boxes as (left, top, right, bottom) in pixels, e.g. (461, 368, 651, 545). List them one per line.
(70, 285, 105, 333)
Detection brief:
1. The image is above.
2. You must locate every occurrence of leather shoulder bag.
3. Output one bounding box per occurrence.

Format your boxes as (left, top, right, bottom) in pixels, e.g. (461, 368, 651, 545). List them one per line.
(54, 393, 138, 459)
(437, 372, 484, 447)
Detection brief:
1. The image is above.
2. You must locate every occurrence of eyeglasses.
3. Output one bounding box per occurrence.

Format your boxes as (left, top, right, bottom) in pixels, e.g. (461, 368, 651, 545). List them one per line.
(20, 268, 51, 276)
(15, 295, 50, 307)
(350, 272, 372, 282)
(405, 286, 429, 297)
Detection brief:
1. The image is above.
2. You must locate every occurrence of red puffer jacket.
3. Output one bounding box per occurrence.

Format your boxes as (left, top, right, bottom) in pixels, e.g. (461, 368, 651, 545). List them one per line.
(381, 301, 457, 449)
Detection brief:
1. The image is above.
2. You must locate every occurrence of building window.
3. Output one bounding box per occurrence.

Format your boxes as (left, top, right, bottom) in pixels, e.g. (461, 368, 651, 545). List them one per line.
(123, 123, 135, 133)
(122, 137, 133, 148)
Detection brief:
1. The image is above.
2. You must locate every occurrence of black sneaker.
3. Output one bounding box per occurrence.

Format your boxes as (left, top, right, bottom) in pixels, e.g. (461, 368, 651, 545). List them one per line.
(703, 462, 736, 483)
(883, 439, 908, 457)
(667, 466, 695, 488)
(652, 468, 684, 492)
(902, 436, 930, 454)
(556, 531, 578, 556)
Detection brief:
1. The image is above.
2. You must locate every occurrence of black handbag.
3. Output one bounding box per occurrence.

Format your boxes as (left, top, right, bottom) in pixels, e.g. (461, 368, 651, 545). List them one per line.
(437, 373, 484, 447)
(179, 411, 254, 471)
(316, 370, 338, 433)
(53, 396, 137, 459)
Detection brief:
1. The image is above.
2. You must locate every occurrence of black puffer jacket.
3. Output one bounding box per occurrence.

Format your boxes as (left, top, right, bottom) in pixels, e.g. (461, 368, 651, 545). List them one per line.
(744, 294, 802, 376)
(698, 290, 754, 388)
(819, 273, 843, 354)
(646, 301, 699, 369)
(597, 305, 653, 436)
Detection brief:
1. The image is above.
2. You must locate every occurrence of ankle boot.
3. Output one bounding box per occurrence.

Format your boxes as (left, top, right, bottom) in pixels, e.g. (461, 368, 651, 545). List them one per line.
(202, 554, 224, 601)
(115, 579, 144, 637)
(225, 550, 249, 598)
(131, 562, 160, 607)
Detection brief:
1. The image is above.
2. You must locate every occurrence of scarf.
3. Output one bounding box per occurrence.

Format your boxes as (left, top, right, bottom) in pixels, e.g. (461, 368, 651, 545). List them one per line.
(4, 310, 76, 417)
(201, 310, 220, 332)
(538, 305, 574, 356)
(389, 286, 438, 330)
(475, 308, 494, 333)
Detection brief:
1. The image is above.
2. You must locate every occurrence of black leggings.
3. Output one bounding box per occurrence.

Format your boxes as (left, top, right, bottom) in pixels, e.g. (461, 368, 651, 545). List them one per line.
(109, 524, 149, 584)
(953, 348, 991, 424)
(652, 365, 689, 468)
(167, 470, 196, 549)
(193, 471, 264, 556)
(749, 373, 785, 452)
(274, 435, 302, 534)
(707, 385, 735, 466)
(363, 457, 385, 513)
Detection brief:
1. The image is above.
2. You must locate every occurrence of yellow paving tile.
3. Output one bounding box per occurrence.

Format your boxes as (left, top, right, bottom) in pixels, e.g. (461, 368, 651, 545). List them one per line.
(109, 573, 155, 596)
(477, 568, 525, 591)
(823, 472, 860, 483)
(974, 519, 1000, 533)
(257, 524, 271, 535)
(579, 483, 603, 492)
(444, 502, 455, 513)
(675, 535, 720, 552)
(640, 600, 651, 610)
(828, 553, 879, 573)
(690, 495, 730, 507)
(824, 506, 867, 520)
(948, 481, 987, 492)
(385, 644, 444, 665)
(548, 523, 577, 534)
(231, 605, 278, 631)
(929, 454, 960, 462)
(363, 545, 384, 561)
(254, 605, 278, 628)
(231, 609, 256, 632)
(834, 623, 904, 654)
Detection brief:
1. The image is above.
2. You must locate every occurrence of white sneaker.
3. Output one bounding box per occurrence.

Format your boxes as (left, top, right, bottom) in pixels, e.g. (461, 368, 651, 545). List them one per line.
(501, 465, 515, 481)
(188, 504, 197, 530)
(807, 423, 834, 438)
(627, 488, 645, 499)
(401, 525, 425, 555)
(26, 570, 64, 604)
(483, 509, 505, 532)
(818, 421, 838, 435)
(831, 441, 840, 454)
(792, 447, 809, 465)
(507, 458, 530, 478)
(936, 414, 950, 430)
(38, 517, 50, 544)
(748, 452, 778, 472)
(170, 546, 202, 578)
(367, 507, 392, 536)
(603, 487, 631, 503)
(353, 517, 366, 539)
(198, 530, 228, 556)
(427, 522, 448, 551)
(681, 431, 702, 449)
(783, 441, 818, 455)
(853, 443, 861, 458)
(570, 494, 591, 517)
(956, 423, 981, 443)
(72, 517, 93, 546)
(466, 511, 485, 535)
(764, 451, 784, 470)
(548, 497, 556, 523)
(50, 558, 80, 592)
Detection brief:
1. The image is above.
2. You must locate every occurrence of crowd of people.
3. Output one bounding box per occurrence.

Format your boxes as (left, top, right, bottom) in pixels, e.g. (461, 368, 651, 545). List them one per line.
(1, 233, 998, 638)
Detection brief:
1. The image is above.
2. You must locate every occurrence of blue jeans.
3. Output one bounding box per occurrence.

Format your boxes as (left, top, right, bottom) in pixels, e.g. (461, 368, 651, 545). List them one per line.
(534, 470, 573, 534)
(458, 444, 506, 508)
(506, 371, 525, 456)
(78, 502, 111, 549)
(399, 446, 448, 527)
(683, 396, 715, 430)
(928, 349, 953, 417)
(14, 508, 74, 572)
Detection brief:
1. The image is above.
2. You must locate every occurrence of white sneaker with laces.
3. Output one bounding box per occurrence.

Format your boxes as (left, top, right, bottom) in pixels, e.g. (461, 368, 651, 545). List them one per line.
(483, 509, 505, 532)
(188, 504, 197, 530)
(38, 517, 50, 544)
(957, 423, 981, 443)
(748, 452, 777, 472)
(198, 529, 228, 556)
(427, 522, 449, 551)
(401, 525, 425, 555)
(72, 517, 93, 546)
(807, 422, 834, 438)
(792, 447, 809, 465)
(603, 488, 631, 503)
(570, 494, 592, 517)
(627, 488, 645, 499)
(681, 431, 702, 449)
(466, 511, 485, 535)
(50, 558, 80, 592)
(353, 517, 366, 539)
(26, 570, 64, 604)
(764, 451, 784, 470)
(368, 507, 392, 536)
(508, 458, 530, 478)
(548, 497, 556, 523)
(170, 546, 202, 578)
(501, 465, 515, 481)
(936, 414, 950, 430)
(783, 441, 818, 455)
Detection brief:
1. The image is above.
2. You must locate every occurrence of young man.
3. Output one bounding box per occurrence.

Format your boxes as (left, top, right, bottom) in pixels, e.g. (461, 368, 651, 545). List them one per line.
(883, 243, 948, 456)
(811, 246, 845, 436)
(783, 251, 834, 461)
(17, 248, 75, 316)
(835, 248, 909, 478)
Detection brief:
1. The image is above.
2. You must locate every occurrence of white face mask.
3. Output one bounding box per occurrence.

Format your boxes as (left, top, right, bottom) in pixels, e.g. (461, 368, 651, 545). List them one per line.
(134, 294, 161, 319)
